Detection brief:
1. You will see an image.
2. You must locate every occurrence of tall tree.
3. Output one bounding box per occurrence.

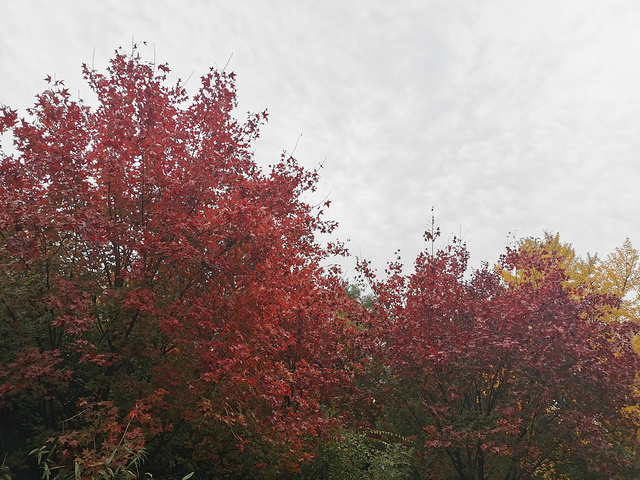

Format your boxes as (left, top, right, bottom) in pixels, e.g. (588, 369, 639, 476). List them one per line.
(366, 236, 640, 479)
(0, 50, 360, 479)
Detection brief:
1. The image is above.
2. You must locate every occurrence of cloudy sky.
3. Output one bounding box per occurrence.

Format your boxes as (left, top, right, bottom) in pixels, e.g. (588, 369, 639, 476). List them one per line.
(3, 1, 640, 277)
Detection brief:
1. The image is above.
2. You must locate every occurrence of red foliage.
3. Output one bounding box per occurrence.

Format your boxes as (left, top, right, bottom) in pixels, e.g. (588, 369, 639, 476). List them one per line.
(367, 239, 640, 479)
(0, 50, 361, 477)
(5, 47, 639, 480)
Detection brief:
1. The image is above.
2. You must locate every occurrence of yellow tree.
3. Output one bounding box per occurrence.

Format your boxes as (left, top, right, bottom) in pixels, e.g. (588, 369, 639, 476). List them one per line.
(596, 238, 640, 323)
(503, 232, 640, 324)
(500, 232, 599, 293)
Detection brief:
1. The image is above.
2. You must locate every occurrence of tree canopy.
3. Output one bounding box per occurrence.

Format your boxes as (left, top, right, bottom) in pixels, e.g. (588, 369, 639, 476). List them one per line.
(363, 236, 640, 479)
(1, 51, 640, 480)
(0, 51, 363, 479)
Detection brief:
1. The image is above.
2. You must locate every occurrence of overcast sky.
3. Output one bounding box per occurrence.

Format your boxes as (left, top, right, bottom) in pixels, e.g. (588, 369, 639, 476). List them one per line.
(3, 1, 640, 277)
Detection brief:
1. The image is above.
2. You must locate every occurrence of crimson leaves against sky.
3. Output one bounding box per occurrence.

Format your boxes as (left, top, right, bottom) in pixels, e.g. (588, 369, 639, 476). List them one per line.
(1, 51, 640, 480)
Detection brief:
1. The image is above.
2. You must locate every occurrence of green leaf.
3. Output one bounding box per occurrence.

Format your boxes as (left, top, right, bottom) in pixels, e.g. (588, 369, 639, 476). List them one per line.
(106, 448, 117, 466)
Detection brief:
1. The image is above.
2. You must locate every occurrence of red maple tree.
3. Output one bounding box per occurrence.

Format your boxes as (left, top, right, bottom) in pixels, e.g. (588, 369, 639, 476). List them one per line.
(0, 50, 361, 478)
(4, 48, 640, 480)
(365, 236, 640, 479)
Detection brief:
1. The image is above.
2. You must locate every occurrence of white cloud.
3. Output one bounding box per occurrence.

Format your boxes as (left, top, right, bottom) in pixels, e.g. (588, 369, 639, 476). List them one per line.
(3, 0, 640, 276)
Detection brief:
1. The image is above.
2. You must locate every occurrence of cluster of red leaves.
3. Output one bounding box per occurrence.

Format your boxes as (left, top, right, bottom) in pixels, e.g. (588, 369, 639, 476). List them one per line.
(0, 51, 364, 477)
(3, 50, 640, 479)
(366, 239, 640, 478)
(0, 348, 70, 403)
(50, 398, 147, 478)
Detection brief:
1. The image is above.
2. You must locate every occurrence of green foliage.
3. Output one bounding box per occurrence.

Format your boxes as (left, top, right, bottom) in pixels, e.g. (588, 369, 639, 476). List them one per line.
(30, 443, 150, 480)
(297, 430, 414, 480)
(0, 455, 12, 480)
(344, 283, 374, 309)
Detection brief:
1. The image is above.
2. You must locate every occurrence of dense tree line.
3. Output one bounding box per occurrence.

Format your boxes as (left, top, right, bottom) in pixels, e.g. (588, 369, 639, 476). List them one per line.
(1, 51, 639, 479)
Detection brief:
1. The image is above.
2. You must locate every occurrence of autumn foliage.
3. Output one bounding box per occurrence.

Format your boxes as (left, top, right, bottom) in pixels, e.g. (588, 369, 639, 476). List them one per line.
(364, 236, 640, 478)
(1, 51, 640, 479)
(0, 51, 361, 478)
